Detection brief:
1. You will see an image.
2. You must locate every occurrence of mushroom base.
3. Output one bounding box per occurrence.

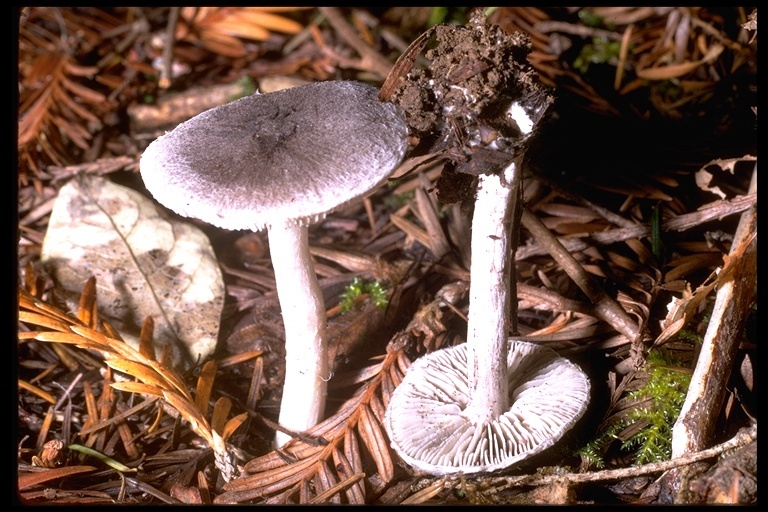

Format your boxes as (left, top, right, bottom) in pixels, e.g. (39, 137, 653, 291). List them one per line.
(384, 340, 590, 475)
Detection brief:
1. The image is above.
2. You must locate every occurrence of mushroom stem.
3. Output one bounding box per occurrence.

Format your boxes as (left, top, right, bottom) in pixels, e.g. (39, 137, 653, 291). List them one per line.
(268, 221, 328, 447)
(464, 160, 520, 424)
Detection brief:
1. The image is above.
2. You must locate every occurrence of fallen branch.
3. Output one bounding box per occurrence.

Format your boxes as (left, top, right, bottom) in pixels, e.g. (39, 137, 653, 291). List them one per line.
(672, 163, 757, 456)
(521, 209, 641, 342)
(405, 424, 756, 500)
(517, 192, 756, 260)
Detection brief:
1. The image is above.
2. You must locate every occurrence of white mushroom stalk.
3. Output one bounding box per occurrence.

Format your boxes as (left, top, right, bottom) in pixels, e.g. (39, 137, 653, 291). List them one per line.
(268, 221, 328, 447)
(463, 163, 517, 424)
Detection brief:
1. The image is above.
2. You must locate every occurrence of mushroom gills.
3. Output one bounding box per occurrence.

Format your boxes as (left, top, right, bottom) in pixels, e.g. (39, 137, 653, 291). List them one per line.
(385, 340, 590, 475)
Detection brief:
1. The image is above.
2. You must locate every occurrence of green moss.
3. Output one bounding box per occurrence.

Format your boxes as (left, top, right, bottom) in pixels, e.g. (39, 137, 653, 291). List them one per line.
(576, 419, 625, 469)
(577, 9, 608, 29)
(339, 278, 389, 313)
(675, 328, 704, 345)
(383, 188, 414, 210)
(652, 79, 685, 103)
(572, 37, 622, 74)
(623, 349, 691, 464)
(427, 7, 470, 27)
(577, 348, 691, 467)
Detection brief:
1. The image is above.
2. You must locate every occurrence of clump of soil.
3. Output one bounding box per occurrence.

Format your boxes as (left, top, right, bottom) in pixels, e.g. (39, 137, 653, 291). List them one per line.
(386, 12, 554, 205)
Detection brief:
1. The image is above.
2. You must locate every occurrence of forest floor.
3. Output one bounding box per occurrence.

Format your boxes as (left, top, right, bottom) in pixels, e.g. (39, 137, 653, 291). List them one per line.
(17, 7, 757, 505)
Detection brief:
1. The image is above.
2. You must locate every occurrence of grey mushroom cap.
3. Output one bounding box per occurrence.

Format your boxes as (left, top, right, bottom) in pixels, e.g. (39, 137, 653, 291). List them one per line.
(385, 340, 590, 475)
(140, 80, 409, 231)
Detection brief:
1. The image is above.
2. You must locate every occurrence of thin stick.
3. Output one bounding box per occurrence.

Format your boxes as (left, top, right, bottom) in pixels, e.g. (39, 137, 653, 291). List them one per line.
(410, 424, 756, 495)
(521, 209, 641, 342)
(159, 7, 181, 89)
(318, 7, 392, 79)
(671, 163, 757, 456)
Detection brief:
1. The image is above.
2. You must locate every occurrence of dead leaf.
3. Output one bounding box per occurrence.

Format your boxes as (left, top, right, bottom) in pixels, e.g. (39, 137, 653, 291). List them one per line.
(178, 7, 307, 58)
(195, 360, 218, 417)
(654, 231, 754, 346)
(636, 43, 724, 80)
(170, 482, 204, 504)
(695, 155, 756, 200)
(18, 465, 97, 491)
(695, 169, 727, 199)
(40, 174, 224, 372)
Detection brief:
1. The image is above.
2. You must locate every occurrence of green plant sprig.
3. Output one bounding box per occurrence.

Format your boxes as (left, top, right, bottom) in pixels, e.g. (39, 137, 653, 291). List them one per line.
(339, 278, 389, 313)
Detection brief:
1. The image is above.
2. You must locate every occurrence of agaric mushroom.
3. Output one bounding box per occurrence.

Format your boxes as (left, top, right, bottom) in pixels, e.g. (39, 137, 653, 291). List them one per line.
(385, 24, 590, 472)
(385, 339, 590, 474)
(140, 80, 409, 447)
(385, 155, 590, 474)
(385, 128, 589, 474)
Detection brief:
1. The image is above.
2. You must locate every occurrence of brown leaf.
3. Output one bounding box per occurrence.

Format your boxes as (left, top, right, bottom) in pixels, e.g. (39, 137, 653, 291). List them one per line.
(331, 446, 366, 503)
(636, 43, 724, 80)
(179, 7, 306, 58)
(18, 311, 72, 333)
(342, 422, 364, 476)
(34, 330, 100, 347)
(138, 317, 156, 361)
(236, 9, 304, 34)
(170, 482, 203, 504)
(161, 390, 214, 448)
(196, 30, 249, 59)
(18, 465, 97, 491)
(357, 404, 394, 483)
(210, 396, 231, 435)
(315, 459, 339, 499)
(76, 277, 98, 327)
(18, 33, 110, 174)
(105, 359, 168, 391)
(62, 60, 98, 78)
(59, 73, 107, 106)
(49, 113, 93, 150)
(194, 360, 218, 417)
(221, 412, 249, 443)
(18, 380, 57, 404)
(400, 480, 446, 505)
(110, 381, 164, 397)
(309, 472, 366, 504)
(222, 456, 317, 496)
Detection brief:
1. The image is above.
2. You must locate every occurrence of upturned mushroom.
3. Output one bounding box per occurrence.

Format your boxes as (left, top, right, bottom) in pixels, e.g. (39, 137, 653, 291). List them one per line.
(385, 339, 590, 474)
(385, 72, 590, 473)
(140, 80, 409, 447)
(385, 155, 591, 474)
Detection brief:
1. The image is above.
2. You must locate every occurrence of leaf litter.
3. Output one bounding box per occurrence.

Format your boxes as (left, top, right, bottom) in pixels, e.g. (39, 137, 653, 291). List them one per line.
(17, 7, 756, 505)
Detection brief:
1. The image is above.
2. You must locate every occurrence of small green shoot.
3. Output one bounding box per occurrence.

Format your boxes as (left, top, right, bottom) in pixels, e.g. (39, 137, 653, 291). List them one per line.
(229, 76, 256, 101)
(68, 444, 136, 472)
